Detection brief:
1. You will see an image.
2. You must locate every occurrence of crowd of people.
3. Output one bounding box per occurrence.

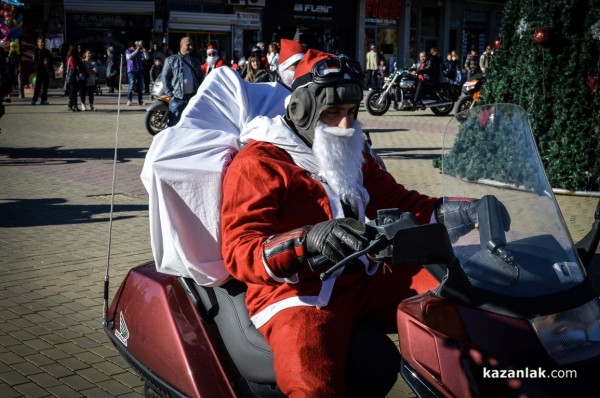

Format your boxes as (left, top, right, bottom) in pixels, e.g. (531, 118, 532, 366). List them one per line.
(363, 43, 494, 111)
(364, 44, 494, 91)
(158, 36, 305, 125)
(6, 36, 303, 115)
(8, 34, 496, 117)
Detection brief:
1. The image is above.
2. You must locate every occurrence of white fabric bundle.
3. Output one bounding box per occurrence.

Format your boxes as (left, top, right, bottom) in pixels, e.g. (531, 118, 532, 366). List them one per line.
(141, 67, 290, 286)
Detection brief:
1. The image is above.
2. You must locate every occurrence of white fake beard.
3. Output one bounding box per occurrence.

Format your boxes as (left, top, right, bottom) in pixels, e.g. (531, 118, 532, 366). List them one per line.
(206, 56, 216, 66)
(313, 120, 370, 219)
(280, 69, 295, 87)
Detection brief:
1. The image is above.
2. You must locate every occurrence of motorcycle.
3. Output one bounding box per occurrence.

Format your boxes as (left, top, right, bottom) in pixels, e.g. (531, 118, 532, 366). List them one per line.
(365, 67, 462, 117)
(145, 81, 171, 136)
(398, 104, 600, 397)
(455, 73, 486, 115)
(104, 104, 600, 397)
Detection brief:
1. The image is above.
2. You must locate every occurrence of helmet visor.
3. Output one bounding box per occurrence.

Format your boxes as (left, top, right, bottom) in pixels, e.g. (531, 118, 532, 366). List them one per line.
(312, 56, 365, 85)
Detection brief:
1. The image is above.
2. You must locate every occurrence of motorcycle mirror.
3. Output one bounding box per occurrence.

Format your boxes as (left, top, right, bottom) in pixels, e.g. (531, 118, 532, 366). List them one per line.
(392, 223, 456, 266)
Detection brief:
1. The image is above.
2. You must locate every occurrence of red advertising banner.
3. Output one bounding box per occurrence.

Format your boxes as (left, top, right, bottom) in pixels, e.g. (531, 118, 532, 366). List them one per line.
(366, 0, 401, 21)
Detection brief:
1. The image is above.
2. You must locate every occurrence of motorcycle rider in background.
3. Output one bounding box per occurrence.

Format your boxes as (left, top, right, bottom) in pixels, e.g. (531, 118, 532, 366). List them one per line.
(161, 36, 203, 127)
(412, 47, 442, 109)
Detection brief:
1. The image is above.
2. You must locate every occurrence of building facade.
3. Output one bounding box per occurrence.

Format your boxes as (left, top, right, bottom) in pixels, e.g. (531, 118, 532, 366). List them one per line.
(21, 0, 506, 76)
(362, 0, 505, 70)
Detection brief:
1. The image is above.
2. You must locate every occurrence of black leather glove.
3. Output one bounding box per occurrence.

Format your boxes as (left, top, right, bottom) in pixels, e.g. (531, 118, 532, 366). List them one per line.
(305, 218, 375, 269)
(436, 197, 511, 240)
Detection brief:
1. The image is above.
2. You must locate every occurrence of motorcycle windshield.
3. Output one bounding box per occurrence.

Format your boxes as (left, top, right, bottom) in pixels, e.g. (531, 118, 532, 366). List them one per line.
(441, 104, 584, 298)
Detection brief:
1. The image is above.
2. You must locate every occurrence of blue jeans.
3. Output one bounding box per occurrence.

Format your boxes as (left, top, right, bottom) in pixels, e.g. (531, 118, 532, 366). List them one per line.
(127, 70, 144, 102)
(168, 98, 189, 127)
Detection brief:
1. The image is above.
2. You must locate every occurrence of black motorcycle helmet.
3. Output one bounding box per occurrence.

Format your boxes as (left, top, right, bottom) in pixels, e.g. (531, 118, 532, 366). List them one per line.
(286, 50, 365, 145)
(250, 46, 262, 57)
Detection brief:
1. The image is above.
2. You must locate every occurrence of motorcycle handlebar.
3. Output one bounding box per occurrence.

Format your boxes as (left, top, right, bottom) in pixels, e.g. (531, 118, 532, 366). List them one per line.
(312, 211, 421, 281)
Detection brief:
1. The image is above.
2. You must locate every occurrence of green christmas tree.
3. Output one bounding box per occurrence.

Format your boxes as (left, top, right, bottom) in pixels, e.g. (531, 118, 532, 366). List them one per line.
(477, 0, 600, 191)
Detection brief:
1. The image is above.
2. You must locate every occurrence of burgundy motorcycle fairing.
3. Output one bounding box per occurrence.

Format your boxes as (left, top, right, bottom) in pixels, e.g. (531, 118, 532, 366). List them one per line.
(397, 293, 599, 398)
(105, 261, 237, 398)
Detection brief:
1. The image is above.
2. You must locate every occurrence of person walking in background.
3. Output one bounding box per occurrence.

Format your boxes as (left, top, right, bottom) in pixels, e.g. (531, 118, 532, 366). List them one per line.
(255, 41, 269, 70)
(5, 41, 22, 102)
(149, 42, 163, 61)
(442, 50, 461, 85)
(65, 44, 83, 112)
(244, 55, 269, 83)
(267, 42, 279, 72)
(105, 47, 118, 93)
(160, 43, 173, 59)
(241, 46, 259, 79)
(365, 44, 378, 89)
(125, 40, 148, 106)
(479, 45, 492, 74)
(464, 49, 481, 80)
(79, 49, 97, 111)
(449, 50, 462, 84)
(0, 41, 10, 121)
(161, 36, 203, 127)
(201, 45, 225, 76)
(140, 41, 152, 95)
(31, 36, 52, 105)
(149, 55, 163, 88)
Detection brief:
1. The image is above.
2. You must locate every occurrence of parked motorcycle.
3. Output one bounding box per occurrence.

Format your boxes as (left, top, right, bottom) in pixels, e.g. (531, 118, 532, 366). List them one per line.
(365, 67, 462, 116)
(104, 104, 599, 397)
(145, 81, 170, 136)
(455, 73, 486, 115)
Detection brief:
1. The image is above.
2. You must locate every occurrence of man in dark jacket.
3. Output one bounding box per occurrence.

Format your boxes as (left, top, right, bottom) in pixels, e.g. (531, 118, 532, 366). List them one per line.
(161, 36, 203, 126)
(31, 37, 52, 105)
(0, 43, 10, 122)
(105, 47, 118, 93)
(464, 49, 481, 80)
(413, 47, 442, 108)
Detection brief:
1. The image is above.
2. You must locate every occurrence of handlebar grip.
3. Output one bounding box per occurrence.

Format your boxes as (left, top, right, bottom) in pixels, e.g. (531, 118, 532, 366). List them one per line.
(307, 254, 329, 271)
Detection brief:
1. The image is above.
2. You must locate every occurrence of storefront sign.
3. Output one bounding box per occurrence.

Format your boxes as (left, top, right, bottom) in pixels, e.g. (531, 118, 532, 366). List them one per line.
(236, 12, 261, 27)
(69, 13, 128, 28)
(292, 2, 334, 22)
(264, 0, 355, 28)
(365, 0, 401, 21)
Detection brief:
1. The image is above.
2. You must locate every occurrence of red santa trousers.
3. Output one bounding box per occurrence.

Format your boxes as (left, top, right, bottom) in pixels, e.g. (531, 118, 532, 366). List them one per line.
(258, 264, 437, 397)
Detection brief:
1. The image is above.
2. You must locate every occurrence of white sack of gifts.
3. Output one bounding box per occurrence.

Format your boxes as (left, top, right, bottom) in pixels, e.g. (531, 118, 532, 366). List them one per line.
(141, 67, 290, 286)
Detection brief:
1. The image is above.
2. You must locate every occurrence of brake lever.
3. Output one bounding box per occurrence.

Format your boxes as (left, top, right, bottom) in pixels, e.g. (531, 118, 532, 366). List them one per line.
(319, 236, 388, 281)
(319, 212, 419, 281)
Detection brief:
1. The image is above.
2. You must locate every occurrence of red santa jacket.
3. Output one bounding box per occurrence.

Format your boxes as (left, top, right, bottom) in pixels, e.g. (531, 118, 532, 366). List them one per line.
(220, 140, 437, 326)
(201, 58, 225, 75)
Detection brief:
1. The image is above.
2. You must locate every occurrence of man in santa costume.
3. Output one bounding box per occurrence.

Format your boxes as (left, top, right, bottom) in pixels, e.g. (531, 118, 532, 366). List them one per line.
(201, 45, 225, 75)
(220, 50, 488, 397)
(272, 38, 305, 88)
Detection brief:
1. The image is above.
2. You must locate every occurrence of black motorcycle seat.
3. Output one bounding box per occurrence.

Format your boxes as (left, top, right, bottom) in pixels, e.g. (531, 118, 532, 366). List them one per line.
(195, 279, 275, 384)
(195, 279, 401, 397)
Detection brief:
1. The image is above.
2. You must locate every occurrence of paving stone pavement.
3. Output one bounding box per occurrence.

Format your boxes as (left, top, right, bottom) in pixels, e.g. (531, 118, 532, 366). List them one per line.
(0, 89, 598, 398)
